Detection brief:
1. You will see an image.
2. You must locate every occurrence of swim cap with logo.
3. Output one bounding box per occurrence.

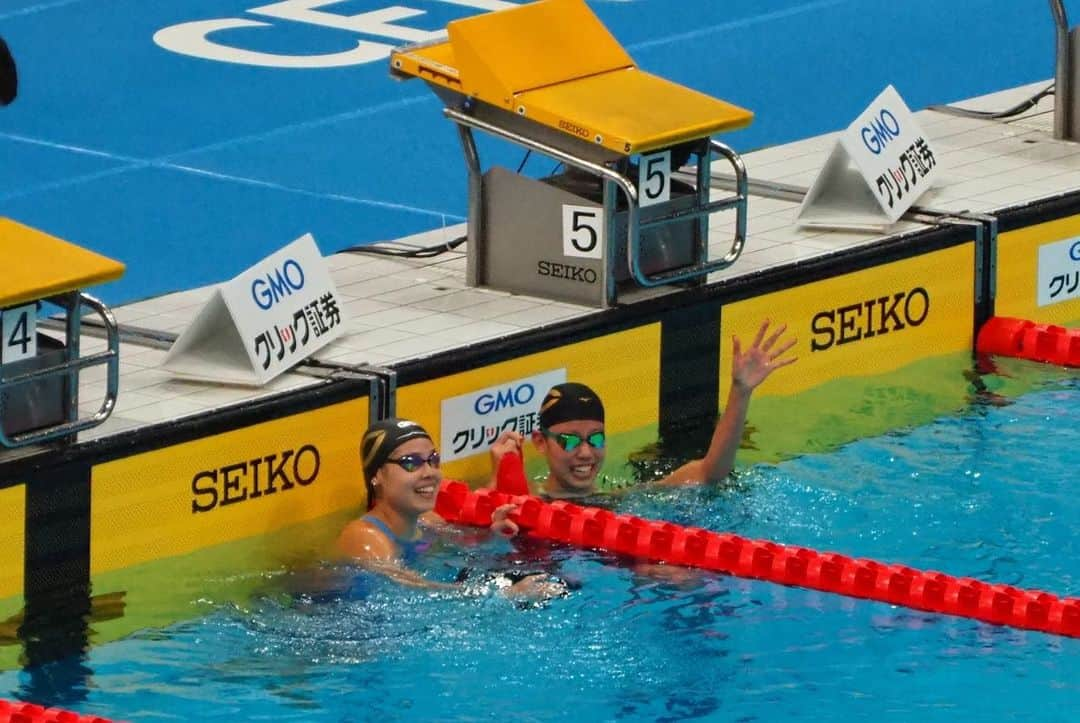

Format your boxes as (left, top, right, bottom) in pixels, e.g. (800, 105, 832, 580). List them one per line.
(361, 418, 432, 482)
(538, 383, 605, 428)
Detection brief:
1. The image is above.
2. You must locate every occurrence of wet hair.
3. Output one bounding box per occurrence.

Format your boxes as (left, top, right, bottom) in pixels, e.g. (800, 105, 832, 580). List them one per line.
(538, 382, 604, 428)
(360, 418, 431, 509)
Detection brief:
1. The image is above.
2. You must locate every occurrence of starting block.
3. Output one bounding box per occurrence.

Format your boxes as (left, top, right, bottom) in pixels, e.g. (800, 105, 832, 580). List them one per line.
(0, 218, 124, 449)
(390, 0, 752, 307)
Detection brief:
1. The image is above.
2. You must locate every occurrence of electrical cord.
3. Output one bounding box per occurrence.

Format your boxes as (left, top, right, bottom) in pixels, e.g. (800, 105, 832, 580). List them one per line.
(343, 234, 467, 259)
(516, 149, 531, 173)
(928, 83, 1054, 120)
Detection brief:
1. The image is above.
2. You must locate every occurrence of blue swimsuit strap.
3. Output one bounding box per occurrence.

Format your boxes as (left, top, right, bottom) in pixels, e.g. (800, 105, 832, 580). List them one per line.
(361, 515, 427, 563)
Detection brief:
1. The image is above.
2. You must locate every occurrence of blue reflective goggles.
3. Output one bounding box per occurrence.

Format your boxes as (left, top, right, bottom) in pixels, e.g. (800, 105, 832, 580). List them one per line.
(386, 451, 441, 472)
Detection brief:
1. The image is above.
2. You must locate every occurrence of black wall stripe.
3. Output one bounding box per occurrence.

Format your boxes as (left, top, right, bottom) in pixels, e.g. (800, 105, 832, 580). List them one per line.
(974, 219, 997, 341)
(21, 459, 91, 668)
(658, 300, 722, 456)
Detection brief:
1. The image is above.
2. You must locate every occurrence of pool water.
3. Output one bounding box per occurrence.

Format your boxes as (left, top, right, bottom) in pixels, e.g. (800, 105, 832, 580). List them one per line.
(3, 367, 1077, 721)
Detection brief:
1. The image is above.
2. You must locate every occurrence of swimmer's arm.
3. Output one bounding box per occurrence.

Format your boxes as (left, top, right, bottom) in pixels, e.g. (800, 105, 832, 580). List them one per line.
(420, 510, 520, 545)
(418, 510, 451, 531)
(336, 520, 454, 591)
(657, 320, 797, 487)
(337, 521, 562, 599)
(656, 380, 752, 487)
(361, 559, 457, 591)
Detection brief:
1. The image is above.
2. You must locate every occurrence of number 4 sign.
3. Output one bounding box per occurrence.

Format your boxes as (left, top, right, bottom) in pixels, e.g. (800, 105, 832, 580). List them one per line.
(1, 304, 37, 363)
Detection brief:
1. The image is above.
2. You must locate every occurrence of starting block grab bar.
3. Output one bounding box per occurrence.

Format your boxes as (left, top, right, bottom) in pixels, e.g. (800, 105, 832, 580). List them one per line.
(2, 216, 125, 450)
(445, 108, 749, 291)
(0, 293, 120, 448)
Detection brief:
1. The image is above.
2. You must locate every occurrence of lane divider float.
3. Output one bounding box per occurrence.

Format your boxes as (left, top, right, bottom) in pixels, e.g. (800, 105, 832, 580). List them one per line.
(0, 699, 121, 723)
(436, 481, 1080, 638)
(976, 316, 1080, 367)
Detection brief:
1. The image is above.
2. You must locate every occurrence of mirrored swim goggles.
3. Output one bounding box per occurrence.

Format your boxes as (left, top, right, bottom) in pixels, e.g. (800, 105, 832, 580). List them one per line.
(540, 427, 606, 452)
(386, 450, 441, 472)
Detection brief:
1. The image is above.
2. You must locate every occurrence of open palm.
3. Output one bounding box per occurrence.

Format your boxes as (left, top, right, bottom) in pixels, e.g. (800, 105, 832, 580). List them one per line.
(732, 320, 798, 391)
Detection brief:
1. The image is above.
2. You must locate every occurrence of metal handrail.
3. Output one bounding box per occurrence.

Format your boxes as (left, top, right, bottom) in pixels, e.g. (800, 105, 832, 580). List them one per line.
(1051, 0, 1071, 139)
(0, 292, 119, 447)
(628, 140, 747, 287)
(443, 108, 747, 295)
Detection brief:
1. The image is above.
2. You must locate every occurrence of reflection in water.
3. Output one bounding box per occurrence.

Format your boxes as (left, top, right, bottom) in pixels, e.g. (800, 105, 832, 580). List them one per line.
(3, 586, 126, 709)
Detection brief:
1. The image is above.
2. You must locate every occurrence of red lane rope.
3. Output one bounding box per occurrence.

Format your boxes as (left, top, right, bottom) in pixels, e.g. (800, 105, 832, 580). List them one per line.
(977, 316, 1080, 367)
(436, 481, 1080, 637)
(0, 699, 122, 723)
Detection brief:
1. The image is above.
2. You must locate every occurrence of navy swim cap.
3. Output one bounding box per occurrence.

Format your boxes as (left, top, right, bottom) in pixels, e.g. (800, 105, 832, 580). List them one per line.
(538, 383, 604, 428)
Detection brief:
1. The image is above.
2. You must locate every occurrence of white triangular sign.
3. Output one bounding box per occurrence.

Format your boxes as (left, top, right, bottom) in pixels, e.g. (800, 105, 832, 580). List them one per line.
(798, 85, 941, 231)
(163, 233, 346, 386)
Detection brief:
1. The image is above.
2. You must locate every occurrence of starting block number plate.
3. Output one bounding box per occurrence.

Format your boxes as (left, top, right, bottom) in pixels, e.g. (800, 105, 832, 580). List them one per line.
(1, 304, 37, 364)
(638, 150, 671, 208)
(562, 205, 604, 259)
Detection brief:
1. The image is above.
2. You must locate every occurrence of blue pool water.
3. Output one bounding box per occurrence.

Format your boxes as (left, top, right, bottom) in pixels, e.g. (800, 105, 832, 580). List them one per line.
(3, 366, 1076, 721)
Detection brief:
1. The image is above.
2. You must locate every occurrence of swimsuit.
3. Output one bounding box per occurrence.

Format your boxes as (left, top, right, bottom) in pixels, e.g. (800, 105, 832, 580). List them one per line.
(360, 514, 431, 565)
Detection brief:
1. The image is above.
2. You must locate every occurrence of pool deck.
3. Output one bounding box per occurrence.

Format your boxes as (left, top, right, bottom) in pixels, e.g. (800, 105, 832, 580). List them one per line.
(18, 80, 1077, 451)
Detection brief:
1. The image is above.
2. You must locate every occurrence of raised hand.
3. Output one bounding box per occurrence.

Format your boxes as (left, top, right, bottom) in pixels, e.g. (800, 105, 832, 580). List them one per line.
(732, 319, 798, 392)
(488, 429, 523, 465)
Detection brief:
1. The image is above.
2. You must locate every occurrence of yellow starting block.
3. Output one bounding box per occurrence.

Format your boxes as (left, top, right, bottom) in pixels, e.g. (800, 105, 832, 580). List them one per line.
(391, 0, 752, 306)
(1, 218, 124, 449)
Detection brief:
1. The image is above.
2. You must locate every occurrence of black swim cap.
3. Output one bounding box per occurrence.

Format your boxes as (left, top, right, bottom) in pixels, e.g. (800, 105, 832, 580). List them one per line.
(361, 418, 431, 483)
(538, 383, 604, 428)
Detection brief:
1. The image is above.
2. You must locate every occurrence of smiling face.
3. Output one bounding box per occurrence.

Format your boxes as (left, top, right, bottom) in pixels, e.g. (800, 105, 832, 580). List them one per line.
(533, 419, 606, 498)
(370, 437, 441, 519)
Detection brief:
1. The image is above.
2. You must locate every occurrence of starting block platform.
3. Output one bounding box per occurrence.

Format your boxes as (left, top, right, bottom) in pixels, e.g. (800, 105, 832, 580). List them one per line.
(390, 0, 754, 307)
(0, 219, 124, 447)
(390, 0, 752, 156)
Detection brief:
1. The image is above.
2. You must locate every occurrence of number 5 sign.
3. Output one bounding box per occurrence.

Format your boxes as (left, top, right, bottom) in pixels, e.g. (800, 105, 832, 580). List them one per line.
(562, 205, 603, 259)
(639, 150, 671, 207)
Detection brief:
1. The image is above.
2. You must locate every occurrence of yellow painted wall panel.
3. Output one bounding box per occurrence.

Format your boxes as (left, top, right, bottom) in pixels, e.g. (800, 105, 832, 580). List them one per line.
(721, 244, 976, 399)
(997, 217, 1080, 325)
(718, 245, 978, 464)
(90, 397, 367, 574)
(0, 485, 24, 601)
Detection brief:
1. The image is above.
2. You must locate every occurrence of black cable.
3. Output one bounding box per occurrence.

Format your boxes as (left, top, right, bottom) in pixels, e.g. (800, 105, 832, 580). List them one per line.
(516, 150, 531, 173)
(928, 84, 1054, 120)
(343, 234, 467, 260)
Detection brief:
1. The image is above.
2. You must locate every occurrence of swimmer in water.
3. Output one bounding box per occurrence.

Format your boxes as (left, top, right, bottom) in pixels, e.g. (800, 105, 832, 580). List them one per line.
(337, 418, 565, 600)
(487, 320, 797, 534)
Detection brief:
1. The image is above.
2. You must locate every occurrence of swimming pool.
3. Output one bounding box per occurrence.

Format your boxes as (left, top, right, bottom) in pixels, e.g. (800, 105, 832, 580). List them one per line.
(3, 360, 1075, 721)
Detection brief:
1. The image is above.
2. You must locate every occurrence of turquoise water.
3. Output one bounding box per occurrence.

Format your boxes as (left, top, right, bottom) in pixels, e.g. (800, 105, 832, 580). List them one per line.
(2, 370, 1077, 721)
